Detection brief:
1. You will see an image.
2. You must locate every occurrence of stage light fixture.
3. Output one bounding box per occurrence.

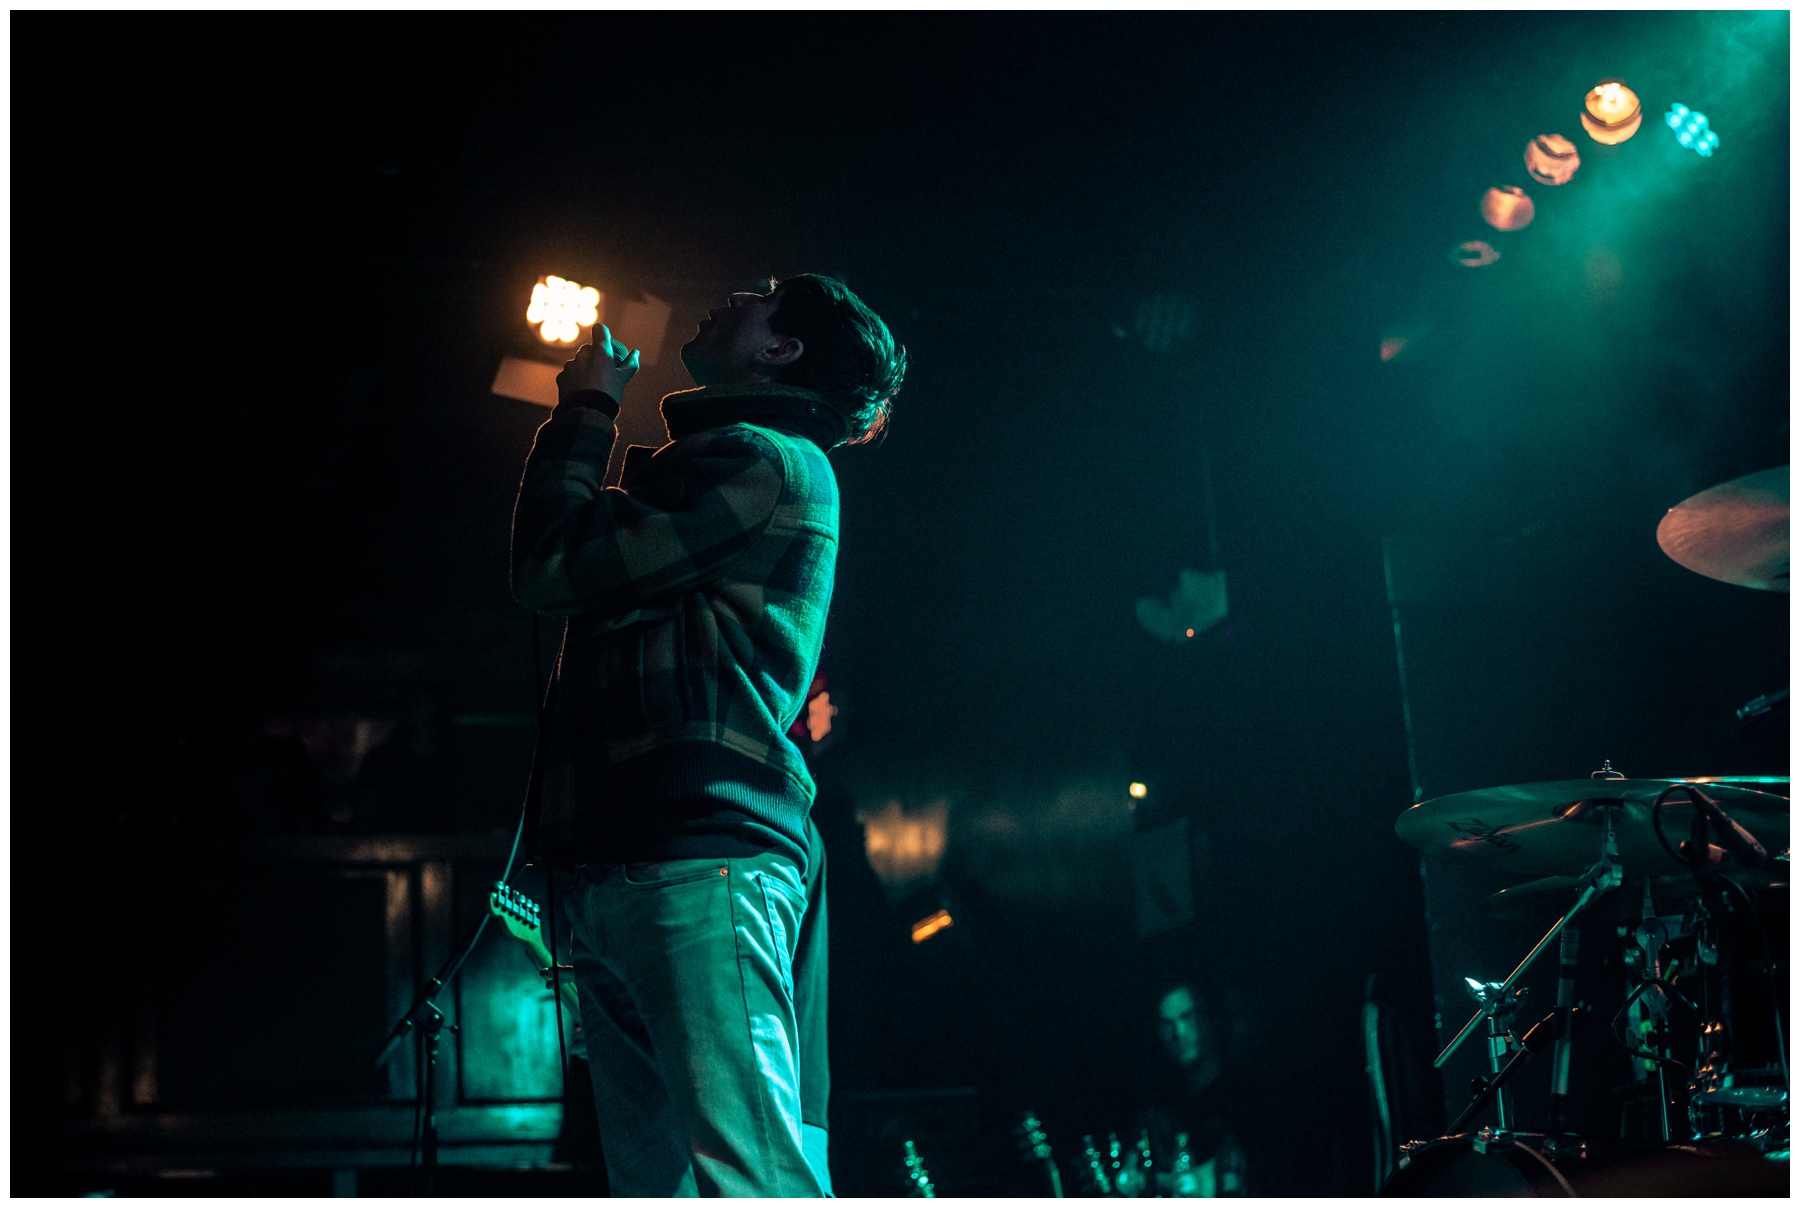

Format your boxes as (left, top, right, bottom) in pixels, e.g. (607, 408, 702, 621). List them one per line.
(1581, 79, 1643, 144)
(1665, 104, 1720, 157)
(1450, 240, 1500, 268)
(1524, 134, 1580, 186)
(1480, 186, 1535, 232)
(1129, 783, 1148, 799)
(527, 275, 602, 344)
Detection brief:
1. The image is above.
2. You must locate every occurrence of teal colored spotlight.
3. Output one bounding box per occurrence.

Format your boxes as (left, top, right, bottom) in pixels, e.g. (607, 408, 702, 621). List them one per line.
(1665, 104, 1720, 157)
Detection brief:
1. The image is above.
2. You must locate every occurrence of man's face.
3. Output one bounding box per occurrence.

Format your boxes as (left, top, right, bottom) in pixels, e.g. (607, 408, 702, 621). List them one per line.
(680, 286, 789, 385)
(1157, 986, 1211, 1070)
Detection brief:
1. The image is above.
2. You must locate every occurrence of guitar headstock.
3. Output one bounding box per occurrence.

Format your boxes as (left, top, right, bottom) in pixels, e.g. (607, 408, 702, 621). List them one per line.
(489, 881, 544, 946)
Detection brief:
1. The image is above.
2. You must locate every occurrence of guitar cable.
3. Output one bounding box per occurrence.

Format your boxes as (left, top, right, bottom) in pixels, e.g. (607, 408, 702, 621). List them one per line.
(394, 604, 554, 1180)
(499, 611, 550, 888)
(524, 612, 573, 1108)
(545, 863, 572, 1085)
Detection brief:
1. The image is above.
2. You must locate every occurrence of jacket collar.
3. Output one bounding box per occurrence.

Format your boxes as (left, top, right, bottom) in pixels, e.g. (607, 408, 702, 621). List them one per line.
(660, 383, 847, 451)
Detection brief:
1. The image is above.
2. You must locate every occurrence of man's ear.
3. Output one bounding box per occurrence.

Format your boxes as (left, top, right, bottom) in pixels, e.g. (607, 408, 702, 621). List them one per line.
(755, 337, 804, 370)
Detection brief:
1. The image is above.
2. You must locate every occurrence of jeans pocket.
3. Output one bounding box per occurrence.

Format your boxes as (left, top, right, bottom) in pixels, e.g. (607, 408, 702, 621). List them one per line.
(620, 859, 729, 888)
(756, 874, 802, 996)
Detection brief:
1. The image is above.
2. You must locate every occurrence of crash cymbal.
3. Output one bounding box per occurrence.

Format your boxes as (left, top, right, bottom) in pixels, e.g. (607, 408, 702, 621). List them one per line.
(1657, 466, 1789, 591)
(1395, 778, 1790, 877)
(1481, 870, 1786, 924)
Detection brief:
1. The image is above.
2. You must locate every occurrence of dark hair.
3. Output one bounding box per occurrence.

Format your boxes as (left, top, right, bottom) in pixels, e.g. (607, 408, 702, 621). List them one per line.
(767, 274, 905, 445)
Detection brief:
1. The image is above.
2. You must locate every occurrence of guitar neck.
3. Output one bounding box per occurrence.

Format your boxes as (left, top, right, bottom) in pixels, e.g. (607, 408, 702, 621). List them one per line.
(530, 938, 582, 1013)
(514, 929, 555, 974)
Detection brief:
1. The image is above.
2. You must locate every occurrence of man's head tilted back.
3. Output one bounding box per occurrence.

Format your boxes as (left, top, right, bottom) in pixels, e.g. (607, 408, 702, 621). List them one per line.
(679, 274, 906, 446)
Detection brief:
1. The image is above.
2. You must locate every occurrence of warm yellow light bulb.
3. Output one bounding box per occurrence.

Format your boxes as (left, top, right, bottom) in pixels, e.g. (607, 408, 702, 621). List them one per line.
(1581, 79, 1641, 144)
(529, 275, 603, 342)
(1588, 82, 1632, 122)
(1129, 782, 1148, 799)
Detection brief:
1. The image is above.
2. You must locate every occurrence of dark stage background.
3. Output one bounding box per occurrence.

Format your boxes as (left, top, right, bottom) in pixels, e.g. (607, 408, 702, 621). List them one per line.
(15, 10, 1789, 1197)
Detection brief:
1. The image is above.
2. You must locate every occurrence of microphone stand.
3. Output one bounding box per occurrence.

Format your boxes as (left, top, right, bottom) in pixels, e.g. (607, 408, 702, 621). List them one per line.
(412, 1001, 453, 1194)
(374, 909, 489, 1192)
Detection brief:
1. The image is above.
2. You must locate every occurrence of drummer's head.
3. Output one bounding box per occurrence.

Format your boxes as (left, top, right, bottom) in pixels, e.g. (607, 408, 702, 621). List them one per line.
(1156, 983, 1214, 1070)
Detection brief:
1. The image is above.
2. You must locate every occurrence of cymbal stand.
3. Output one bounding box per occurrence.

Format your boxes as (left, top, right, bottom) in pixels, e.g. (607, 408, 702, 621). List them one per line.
(1457, 978, 1528, 1129)
(1479, 983, 1524, 1130)
(1447, 1008, 1570, 1135)
(1436, 806, 1624, 1098)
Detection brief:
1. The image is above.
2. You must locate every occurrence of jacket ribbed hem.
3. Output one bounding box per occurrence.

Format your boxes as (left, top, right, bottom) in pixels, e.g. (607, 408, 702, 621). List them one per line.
(534, 740, 810, 874)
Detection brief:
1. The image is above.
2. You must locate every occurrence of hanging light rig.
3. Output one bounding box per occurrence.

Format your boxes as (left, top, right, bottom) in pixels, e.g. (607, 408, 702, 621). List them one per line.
(527, 275, 602, 344)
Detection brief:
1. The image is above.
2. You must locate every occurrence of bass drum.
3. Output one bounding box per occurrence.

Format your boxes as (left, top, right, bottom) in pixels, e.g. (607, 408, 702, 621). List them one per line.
(1379, 1134, 1785, 1197)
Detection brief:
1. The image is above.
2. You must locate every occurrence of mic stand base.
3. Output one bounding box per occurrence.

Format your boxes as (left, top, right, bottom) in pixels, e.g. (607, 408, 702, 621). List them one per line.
(413, 1001, 454, 1196)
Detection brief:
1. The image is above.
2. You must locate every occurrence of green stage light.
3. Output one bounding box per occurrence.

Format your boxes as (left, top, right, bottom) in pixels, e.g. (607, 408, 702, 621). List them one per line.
(1665, 104, 1720, 157)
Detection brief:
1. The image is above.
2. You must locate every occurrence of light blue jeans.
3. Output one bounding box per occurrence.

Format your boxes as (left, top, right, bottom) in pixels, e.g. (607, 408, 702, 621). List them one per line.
(567, 855, 825, 1197)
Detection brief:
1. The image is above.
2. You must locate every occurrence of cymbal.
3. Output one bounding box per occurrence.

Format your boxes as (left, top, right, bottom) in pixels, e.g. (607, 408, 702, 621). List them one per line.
(1657, 466, 1789, 591)
(1481, 870, 1786, 924)
(1395, 779, 1790, 877)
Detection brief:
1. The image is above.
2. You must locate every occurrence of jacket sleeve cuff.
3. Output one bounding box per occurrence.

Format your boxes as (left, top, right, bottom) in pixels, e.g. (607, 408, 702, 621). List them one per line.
(557, 390, 620, 421)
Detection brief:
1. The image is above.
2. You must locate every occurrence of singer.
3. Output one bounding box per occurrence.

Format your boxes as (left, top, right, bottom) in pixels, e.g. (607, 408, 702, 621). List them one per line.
(510, 274, 905, 1196)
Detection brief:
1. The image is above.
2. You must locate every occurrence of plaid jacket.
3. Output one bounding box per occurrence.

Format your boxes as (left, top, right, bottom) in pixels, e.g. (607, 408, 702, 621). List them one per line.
(511, 383, 842, 858)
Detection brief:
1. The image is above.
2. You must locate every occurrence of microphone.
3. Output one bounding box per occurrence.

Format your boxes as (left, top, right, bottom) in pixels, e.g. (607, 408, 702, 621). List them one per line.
(1682, 786, 1773, 869)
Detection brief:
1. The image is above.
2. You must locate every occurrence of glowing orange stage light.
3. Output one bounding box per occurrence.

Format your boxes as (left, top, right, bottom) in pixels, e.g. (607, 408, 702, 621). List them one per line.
(805, 691, 838, 743)
(1481, 186, 1535, 232)
(859, 799, 948, 888)
(1129, 782, 1148, 799)
(527, 275, 602, 344)
(1450, 240, 1500, 268)
(1524, 134, 1580, 186)
(1581, 79, 1642, 145)
(911, 909, 953, 944)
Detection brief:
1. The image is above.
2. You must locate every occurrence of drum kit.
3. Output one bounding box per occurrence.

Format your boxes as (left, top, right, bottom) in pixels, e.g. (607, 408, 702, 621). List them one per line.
(1383, 467, 1790, 1196)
